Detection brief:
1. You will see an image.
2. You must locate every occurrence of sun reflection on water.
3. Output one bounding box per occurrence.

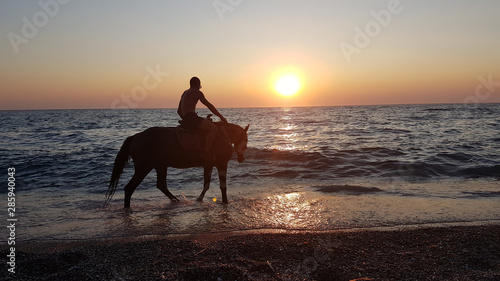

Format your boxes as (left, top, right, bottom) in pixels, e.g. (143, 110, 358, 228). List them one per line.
(245, 192, 325, 230)
(281, 124, 297, 131)
(269, 108, 309, 151)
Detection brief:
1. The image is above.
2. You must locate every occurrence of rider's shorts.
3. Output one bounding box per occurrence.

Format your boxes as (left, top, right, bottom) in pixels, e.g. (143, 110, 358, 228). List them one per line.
(182, 112, 204, 130)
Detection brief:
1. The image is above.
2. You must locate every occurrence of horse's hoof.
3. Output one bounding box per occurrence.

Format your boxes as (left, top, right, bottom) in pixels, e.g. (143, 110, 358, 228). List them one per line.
(170, 197, 180, 203)
(196, 197, 203, 202)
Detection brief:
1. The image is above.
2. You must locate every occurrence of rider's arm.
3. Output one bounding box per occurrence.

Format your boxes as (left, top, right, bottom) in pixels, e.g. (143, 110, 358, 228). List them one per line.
(177, 98, 183, 118)
(199, 92, 227, 123)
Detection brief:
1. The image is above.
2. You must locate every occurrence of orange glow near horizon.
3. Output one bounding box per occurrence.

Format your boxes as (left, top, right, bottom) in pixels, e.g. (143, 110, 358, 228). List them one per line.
(240, 51, 334, 107)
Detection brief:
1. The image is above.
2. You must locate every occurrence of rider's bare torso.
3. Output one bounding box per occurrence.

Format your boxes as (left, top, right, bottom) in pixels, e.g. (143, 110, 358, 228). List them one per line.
(178, 88, 204, 118)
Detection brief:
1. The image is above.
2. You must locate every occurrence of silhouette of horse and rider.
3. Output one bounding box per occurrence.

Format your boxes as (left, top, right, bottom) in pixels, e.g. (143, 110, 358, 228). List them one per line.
(106, 77, 249, 208)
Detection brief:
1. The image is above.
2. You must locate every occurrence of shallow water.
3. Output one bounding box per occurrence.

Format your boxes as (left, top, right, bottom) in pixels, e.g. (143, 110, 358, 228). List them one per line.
(1, 104, 499, 241)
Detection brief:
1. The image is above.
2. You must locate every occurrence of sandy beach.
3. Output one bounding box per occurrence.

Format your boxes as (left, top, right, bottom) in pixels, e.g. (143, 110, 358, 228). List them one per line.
(3, 223, 499, 281)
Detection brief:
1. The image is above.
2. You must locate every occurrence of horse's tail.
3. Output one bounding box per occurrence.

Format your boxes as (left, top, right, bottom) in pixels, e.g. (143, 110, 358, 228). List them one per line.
(106, 136, 133, 203)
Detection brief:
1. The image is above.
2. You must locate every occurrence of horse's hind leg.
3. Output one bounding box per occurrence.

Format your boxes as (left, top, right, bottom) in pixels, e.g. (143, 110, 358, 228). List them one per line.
(124, 166, 151, 208)
(155, 167, 179, 202)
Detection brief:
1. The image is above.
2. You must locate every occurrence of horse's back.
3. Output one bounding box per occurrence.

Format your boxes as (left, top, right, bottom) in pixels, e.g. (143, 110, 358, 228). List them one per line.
(130, 126, 203, 168)
(130, 127, 177, 158)
(133, 126, 174, 142)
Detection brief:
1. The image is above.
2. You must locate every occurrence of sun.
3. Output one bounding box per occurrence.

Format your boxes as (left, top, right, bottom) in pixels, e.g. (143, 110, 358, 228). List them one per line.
(275, 74, 301, 97)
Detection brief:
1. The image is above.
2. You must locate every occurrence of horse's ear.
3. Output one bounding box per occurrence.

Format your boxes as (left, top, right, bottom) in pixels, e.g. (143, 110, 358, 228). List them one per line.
(244, 124, 250, 132)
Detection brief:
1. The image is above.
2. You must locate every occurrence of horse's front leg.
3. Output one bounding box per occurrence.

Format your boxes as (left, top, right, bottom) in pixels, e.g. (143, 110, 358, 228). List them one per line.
(197, 165, 213, 201)
(218, 164, 228, 203)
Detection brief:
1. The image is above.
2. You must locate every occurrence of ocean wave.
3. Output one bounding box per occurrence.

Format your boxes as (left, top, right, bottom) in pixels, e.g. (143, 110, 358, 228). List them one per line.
(460, 165, 500, 178)
(435, 152, 473, 161)
(461, 191, 500, 198)
(242, 147, 500, 180)
(314, 185, 383, 194)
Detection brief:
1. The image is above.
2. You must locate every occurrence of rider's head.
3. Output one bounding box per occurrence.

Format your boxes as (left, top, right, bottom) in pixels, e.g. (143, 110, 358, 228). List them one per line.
(190, 77, 201, 89)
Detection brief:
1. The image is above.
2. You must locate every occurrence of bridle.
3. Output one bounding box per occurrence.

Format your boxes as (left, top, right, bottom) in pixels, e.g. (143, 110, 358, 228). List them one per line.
(217, 122, 248, 162)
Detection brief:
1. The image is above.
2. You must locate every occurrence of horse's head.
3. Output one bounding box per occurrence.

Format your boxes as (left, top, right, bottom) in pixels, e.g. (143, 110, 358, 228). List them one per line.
(223, 123, 249, 163)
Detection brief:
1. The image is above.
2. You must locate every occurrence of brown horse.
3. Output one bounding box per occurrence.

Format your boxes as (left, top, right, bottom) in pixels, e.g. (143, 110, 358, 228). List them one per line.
(106, 122, 249, 208)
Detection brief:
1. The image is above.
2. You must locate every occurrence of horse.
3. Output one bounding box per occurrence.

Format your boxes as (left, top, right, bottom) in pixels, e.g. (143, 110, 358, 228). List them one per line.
(106, 121, 249, 208)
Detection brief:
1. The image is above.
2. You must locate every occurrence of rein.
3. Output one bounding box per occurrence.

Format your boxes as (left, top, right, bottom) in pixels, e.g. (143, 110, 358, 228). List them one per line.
(204, 114, 248, 153)
(204, 114, 233, 145)
(216, 123, 232, 145)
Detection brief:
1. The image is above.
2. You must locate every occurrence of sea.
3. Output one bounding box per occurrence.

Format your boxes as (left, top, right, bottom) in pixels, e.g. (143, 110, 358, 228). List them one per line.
(1, 104, 499, 242)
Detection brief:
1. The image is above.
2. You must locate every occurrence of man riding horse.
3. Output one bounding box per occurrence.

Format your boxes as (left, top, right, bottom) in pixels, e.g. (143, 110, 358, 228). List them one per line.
(106, 77, 249, 208)
(177, 77, 227, 162)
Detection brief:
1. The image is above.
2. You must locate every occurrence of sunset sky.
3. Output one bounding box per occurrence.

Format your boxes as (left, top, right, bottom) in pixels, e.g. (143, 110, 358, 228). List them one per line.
(1, 0, 499, 110)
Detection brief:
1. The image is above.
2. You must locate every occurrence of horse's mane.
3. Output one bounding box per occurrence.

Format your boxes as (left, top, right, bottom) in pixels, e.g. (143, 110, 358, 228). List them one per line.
(214, 122, 248, 145)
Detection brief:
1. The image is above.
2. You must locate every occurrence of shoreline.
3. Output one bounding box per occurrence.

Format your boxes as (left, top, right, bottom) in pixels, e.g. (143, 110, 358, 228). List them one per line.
(3, 223, 500, 280)
(12, 219, 500, 253)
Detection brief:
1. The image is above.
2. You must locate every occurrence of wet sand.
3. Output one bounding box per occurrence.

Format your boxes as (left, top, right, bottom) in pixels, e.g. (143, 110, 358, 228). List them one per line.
(3, 224, 500, 281)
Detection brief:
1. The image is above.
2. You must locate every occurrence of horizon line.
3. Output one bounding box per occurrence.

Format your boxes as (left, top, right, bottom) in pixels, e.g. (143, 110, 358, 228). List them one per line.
(1, 102, 499, 112)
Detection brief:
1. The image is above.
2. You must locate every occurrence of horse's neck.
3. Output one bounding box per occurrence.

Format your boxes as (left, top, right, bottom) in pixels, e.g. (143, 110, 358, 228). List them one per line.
(215, 122, 239, 144)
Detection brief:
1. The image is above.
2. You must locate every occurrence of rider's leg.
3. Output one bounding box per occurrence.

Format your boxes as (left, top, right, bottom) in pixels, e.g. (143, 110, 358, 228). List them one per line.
(198, 119, 218, 152)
